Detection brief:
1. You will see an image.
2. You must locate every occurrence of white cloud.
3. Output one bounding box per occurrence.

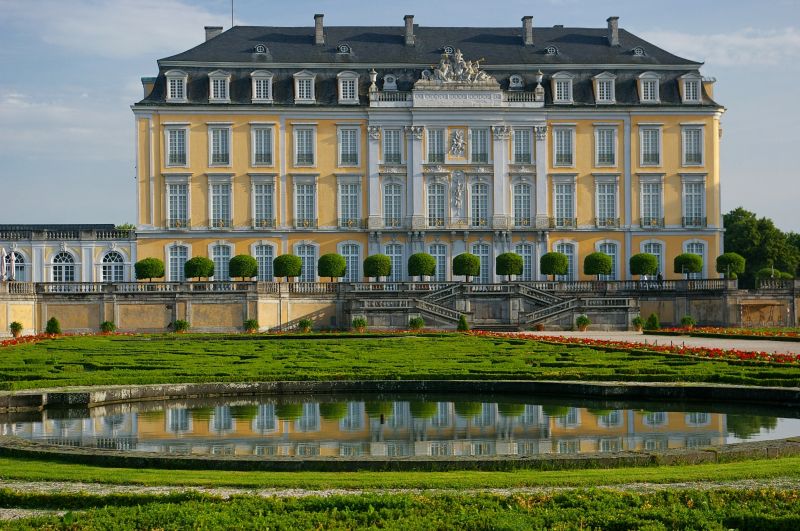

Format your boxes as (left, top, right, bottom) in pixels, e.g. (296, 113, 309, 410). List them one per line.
(641, 27, 800, 67)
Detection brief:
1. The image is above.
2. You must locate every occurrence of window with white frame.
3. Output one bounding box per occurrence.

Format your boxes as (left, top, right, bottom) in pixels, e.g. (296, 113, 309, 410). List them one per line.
(211, 244, 231, 280)
(166, 127, 187, 166)
(338, 181, 360, 226)
(168, 245, 188, 281)
(552, 73, 574, 104)
(101, 251, 124, 282)
(167, 183, 188, 228)
(294, 127, 315, 166)
(553, 181, 575, 227)
(385, 243, 404, 282)
(209, 126, 230, 166)
(337, 72, 359, 104)
(52, 252, 76, 282)
(166, 408, 191, 434)
(252, 126, 273, 166)
(640, 180, 663, 226)
(639, 73, 660, 103)
(338, 128, 359, 166)
(515, 243, 534, 281)
(471, 242, 491, 284)
(294, 71, 316, 103)
(595, 127, 616, 166)
(208, 71, 230, 103)
(254, 244, 274, 281)
(681, 75, 701, 103)
(340, 243, 360, 282)
(513, 129, 532, 164)
(682, 179, 705, 227)
(597, 242, 618, 281)
(554, 242, 576, 281)
(427, 182, 446, 226)
(640, 127, 661, 166)
(383, 182, 402, 227)
(253, 404, 277, 433)
(594, 74, 616, 104)
(643, 242, 664, 275)
(513, 182, 532, 227)
(429, 243, 447, 281)
(252, 182, 274, 227)
(470, 182, 489, 227)
(383, 129, 402, 164)
(251, 70, 273, 103)
(165, 70, 187, 103)
(295, 182, 316, 226)
(210, 182, 231, 228)
(553, 127, 574, 166)
(682, 127, 703, 165)
(297, 244, 317, 281)
(596, 180, 617, 226)
(427, 129, 445, 163)
(470, 128, 489, 163)
(685, 241, 705, 279)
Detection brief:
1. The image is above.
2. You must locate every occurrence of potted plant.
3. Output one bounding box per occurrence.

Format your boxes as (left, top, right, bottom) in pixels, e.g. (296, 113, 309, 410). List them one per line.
(680, 315, 696, 330)
(408, 317, 425, 331)
(243, 319, 259, 333)
(644, 313, 660, 331)
(632, 315, 644, 332)
(171, 320, 190, 333)
(351, 317, 367, 333)
(100, 321, 117, 335)
(457, 314, 469, 332)
(575, 314, 591, 332)
(9, 321, 23, 338)
(298, 318, 313, 333)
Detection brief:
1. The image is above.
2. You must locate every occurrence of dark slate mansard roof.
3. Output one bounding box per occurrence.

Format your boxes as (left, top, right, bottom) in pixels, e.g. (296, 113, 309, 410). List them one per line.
(138, 25, 718, 108)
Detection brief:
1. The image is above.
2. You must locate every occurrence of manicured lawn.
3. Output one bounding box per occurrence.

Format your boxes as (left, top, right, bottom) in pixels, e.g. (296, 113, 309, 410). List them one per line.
(2, 333, 800, 391)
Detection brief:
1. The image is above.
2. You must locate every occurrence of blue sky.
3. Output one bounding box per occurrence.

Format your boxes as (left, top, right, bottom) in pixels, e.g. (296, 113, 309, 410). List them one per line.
(1, 0, 798, 231)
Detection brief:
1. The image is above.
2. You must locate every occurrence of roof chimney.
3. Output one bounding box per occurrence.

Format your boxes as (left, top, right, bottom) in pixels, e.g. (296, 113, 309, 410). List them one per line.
(314, 14, 325, 46)
(204, 26, 223, 42)
(607, 16, 620, 47)
(404, 15, 415, 46)
(522, 16, 534, 46)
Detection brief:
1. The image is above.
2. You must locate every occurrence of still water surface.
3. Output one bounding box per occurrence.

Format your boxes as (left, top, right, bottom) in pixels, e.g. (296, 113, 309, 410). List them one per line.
(3, 394, 798, 459)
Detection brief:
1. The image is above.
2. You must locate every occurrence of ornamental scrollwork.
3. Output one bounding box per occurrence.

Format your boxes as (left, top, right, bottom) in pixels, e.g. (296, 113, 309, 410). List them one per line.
(534, 125, 548, 141)
(404, 125, 424, 140)
(367, 126, 381, 141)
(491, 125, 512, 140)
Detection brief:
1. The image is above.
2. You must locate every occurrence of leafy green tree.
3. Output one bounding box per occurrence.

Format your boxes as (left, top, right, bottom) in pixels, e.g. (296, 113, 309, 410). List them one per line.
(674, 253, 703, 278)
(452, 253, 481, 282)
(497, 403, 526, 417)
(726, 415, 778, 439)
(317, 253, 346, 282)
(184, 257, 214, 280)
(45, 317, 61, 335)
(755, 267, 793, 280)
(229, 255, 258, 280)
(409, 401, 438, 419)
(455, 402, 483, 418)
(363, 254, 391, 281)
(715, 252, 745, 279)
(273, 254, 302, 282)
(407, 253, 436, 280)
(583, 252, 612, 280)
(629, 253, 658, 278)
(539, 252, 568, 280)
(134, 258, 165, 282)
(319, 402, 349, 420)
(495, 252, 523, 281)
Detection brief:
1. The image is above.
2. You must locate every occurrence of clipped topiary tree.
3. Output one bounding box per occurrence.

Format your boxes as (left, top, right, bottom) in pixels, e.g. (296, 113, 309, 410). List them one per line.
(407, 253, 436, 280)
(674, 253, 703, 278)
(363, 254, 391, 281)
(584, 252, 613, 280)
(184, 257, 214, 281)
(755, 267, 793, 281)
(457, 314, 469, 332)
(452, 253, 481, 282)
(319, 402, 349, 421)
(317, 253, 347, 282)
(134, 257, 165, 282)
(273, 254, 302, 282)
(644, 313, 660, 331)
(540, 252, 568, 280)
(45, 317, 61, 335)
(495, 252, 523, 282)
(629, 253, 659, 278)
(229, 255, 258, 280)
(716, 252, 746, 279)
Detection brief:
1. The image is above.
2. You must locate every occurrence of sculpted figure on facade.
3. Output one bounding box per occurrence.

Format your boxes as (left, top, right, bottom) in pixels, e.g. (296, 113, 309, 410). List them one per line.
(452, 172, 465, 212)
(450, 130, 465, 156)
(426, 49, 495, 84)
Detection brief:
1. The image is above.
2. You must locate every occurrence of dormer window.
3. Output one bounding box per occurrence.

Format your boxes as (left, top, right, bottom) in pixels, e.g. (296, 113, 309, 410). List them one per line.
(337, 43, 351, 54)
(383, 74, 397, 91)
(293, 70, 316, 104)
(593, 72, 616, 104)
(508, 74, 524, 90)
(638, 72, 660, 103)
(442, 45, 455, 55)
(632, 46, 646, 57)
(208, 70, 230, 103)
(251, 70, 273, 103)
(337, 71, 359, 105)
(545, 45, 558, 55)
(680, 73, 702, 104)
(254, 44, 267, 54)
(165, 70, 188, 103)
(551, 72, 574, 104)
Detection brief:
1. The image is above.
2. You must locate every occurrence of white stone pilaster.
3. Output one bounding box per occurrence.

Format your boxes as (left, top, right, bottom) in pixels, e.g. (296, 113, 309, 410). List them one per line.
(367, 126, 382, 228)
(405, 126, 425, 228)
(491, 125, 511, 228)
(534, 125, 548, 227)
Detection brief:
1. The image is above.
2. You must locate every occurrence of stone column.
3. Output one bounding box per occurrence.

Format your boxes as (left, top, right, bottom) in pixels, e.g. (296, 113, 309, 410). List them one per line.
(491, 125, 511, 229)
(405, 126, 425, 229)
(534, 125, 548, 228)
(366, 126, 382, 229)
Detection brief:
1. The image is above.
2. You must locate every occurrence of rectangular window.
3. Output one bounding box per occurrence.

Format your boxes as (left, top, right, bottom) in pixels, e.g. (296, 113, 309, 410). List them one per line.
(297, 78, 313, 101)
(168, 78, 185, 100)
(596, 79, 614, 103)
(640, 128, 660, 166)
(682, 127, 703, 165)
(513, 183, 532, 227)
(340, 79, 357, 102)
(253, 184, 274, 227)
(683, 181, 705, 226)
(641, 182, 662, 223)
(167, 184, 188, 227)
(383, 129, 402, 164)
(427, 129, 445, 163)
(684, 80, 700, 102)
(470, 128, 489, 163)
(339, 183, 360, 226)
(427, 183, 446, 226)
(339, 128, 359, 166)
(210, 183, 231, 227)
(596, 182, 617, 225)
(209, 127, 230, 165)
(595, 128, 615, 166)
(554, 182, 575, 226)
(294, 128, 315, 166)
(383, 183, 402, 227)
(555, 80, 572, 103)
(471, 183, 489, 226)
(513, 129, 532, 164)
(253, 78, 271, 101)
(167, 128, 186, 166)
(641, 79, 658, 102)
(295, 183, 316, 224)
(252, 127, 273, 166)
(554, 128, 573, 166)
(211, 78, 228, 100)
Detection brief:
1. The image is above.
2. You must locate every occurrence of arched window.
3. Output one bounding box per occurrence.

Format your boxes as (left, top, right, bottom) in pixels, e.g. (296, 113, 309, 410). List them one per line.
(471, 242, 491, 284)
(3, 252, 26, 281)
(513, 183, 532, 227)
(470, 183, 489, 227)
(297, 244, 317, 282)
(340, 243, 360, 282)
(211, 245, 231, 281)
(254, 244, 274, 281)
(515, 243, 535, 281)
(554, 242, 576, 281)
(642, 241, 664, 276)
(385, 243, 404, 282)
(169, 245, 188, 281)
(101, 251, 124, 282)
(597, 242, 618, 281)
(383, 182, 402, 227)
(429, 243, 447, 282)
(52, 252, 75, 282)
(685, 241, 705, 279)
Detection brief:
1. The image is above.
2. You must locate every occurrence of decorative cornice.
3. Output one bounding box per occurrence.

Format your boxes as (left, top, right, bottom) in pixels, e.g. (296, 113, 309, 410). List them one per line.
(534, 125, 548, 141)
(491, 125, 512, 140)
(404, 125, 424, 140)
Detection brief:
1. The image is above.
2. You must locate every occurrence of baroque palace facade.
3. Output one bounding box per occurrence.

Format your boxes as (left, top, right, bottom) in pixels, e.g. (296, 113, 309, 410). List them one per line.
(133, 15, 723, 284)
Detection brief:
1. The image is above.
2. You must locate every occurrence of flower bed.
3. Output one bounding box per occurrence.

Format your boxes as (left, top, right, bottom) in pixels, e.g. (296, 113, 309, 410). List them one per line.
(647, 327, 800, 342)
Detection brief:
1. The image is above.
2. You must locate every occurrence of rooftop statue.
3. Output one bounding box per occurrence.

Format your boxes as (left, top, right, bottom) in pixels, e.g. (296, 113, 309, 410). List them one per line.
(422, 49, 496, 84)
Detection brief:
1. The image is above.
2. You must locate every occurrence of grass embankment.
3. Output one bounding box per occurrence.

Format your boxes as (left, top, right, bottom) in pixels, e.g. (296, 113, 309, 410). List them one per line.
(3, 334, 800, 391)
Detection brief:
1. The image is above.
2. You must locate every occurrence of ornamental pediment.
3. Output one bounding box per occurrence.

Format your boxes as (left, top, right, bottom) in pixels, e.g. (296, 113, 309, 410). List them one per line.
(412, 49, 503, 108)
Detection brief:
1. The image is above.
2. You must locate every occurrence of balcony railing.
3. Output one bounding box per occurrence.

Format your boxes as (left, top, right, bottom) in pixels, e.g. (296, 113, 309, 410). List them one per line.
(369, 91, 412, 106)
(682, 216, 707, 228)
(640, 217, 665, 229)
(595, 217, 620, 228)
(550, 217, 577, 229)
(167, 218, 190, 230)
(471, 217, 490, 228)
(504, 91, 537, 102)
(383, 217, 407, 229)
(210, 218, 233, 229)
(294, 218, 318, 229)
(252, 218, 276, 229)
(513, 217, 532, 228)
(0, 229, 135, 240)
(338, 218, 366, 229)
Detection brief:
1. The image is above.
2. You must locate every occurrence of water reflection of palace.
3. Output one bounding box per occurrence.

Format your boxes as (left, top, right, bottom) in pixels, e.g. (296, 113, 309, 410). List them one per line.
(2, 401, 731, 458)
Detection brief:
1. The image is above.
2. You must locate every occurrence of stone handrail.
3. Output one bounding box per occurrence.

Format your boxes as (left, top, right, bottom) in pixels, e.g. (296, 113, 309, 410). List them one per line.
(38, 283, 104, 294)
(287, 282, 337, 294)
(0, 282, 35, 294)
(415, 299, 462, 321)
(115, 282, 181, 293)
(524, 298, 578, 324)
